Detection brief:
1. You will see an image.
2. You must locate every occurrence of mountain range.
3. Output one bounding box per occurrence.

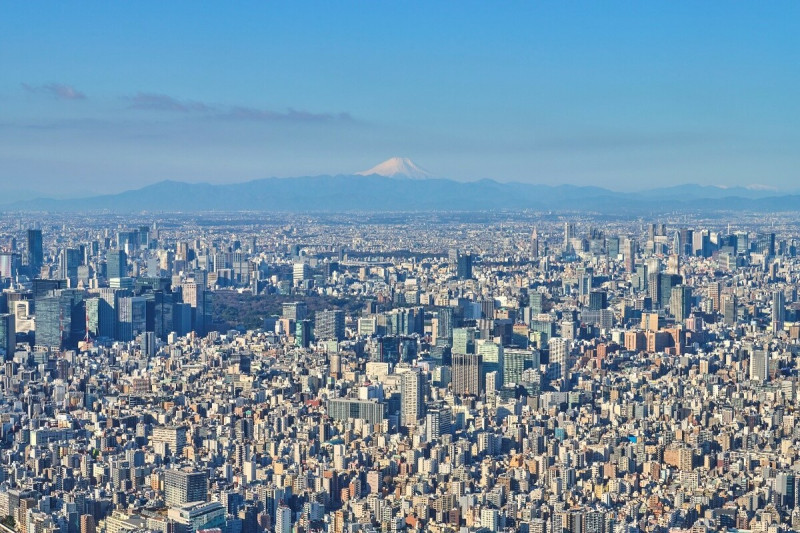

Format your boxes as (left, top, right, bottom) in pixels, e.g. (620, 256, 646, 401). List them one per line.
(2, 158, 797, 214)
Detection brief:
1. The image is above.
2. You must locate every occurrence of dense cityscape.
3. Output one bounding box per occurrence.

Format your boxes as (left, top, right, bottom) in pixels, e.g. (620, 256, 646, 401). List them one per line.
(0, 210, 799, 533)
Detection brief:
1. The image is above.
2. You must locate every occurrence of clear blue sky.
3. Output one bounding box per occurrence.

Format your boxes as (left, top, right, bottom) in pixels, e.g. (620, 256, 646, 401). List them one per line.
(1, 2, 799, 195)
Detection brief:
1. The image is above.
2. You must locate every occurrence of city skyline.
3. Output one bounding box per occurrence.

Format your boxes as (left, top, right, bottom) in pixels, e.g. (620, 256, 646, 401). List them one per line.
(2, 2, 800, 196)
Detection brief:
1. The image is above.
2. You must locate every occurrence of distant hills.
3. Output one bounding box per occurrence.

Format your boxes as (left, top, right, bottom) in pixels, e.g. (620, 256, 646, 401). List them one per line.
(3, 158, 798, 213)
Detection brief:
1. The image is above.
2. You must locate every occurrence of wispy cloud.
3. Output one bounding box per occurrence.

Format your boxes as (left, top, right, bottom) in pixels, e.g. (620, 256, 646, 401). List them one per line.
(22, 82, 86, 100)
(125, 91, 352, 123)
(127, 92, 211, 112)
(222, 106, 353, 123)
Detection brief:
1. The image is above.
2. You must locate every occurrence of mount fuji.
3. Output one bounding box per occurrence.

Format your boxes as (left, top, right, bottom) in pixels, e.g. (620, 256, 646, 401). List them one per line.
(356, 157, 432, 179)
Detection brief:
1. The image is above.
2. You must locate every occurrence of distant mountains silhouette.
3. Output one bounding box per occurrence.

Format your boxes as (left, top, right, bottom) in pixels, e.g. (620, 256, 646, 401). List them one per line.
(3, 175, 797, 213)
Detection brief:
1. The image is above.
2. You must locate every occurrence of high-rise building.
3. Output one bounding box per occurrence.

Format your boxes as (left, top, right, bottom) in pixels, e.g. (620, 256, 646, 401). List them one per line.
(477, 341, 503, 390)
(624, 239, 636, 273)
(425, 406, 452, 442)
(548, 337, 569, 382)
(722, 295, 738, 326)
(164, 470, 208, 507)
(670, 285, 692, 323)
(0, 253, 20, 279)
(456, 253, 473, 280)
(749, 346, 769, 382)
(452, 327, 476, 355)
(588, 290, 607, 311)
(0, 313, 15, 361)
(436, 307, 455, 341)
(400, 369, 425, 427)
(35, 289, 85, 350)
(117, 296, 147, 342)
(530, 228, 540, 259)
(452, 353, 482, 396)
(107, 249, 128, 280)
(80, 515, 96, 533)
(773, 290, 786, 333)
(293, 262, 311, 286)
(275, 505, 292, 533)
(27, 229, 43, 273)
(315, 309, 345, 341)
(708, 282, 721, 312)
(282, 301, 308, 321)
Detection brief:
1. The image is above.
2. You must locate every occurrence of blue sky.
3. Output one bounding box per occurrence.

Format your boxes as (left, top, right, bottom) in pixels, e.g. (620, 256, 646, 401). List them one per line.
(1, 2, 799, 195)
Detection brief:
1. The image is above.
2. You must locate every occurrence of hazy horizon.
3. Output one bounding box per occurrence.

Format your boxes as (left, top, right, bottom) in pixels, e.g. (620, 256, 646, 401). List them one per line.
(2, 2, 799, 195)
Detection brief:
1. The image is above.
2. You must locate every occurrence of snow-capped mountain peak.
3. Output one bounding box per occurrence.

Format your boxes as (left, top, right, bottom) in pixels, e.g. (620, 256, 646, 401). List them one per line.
(356, 157, 432, 179)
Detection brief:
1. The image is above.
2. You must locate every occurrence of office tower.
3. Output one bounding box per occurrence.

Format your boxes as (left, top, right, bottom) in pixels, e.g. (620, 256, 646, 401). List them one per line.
(57, 248, 83, 284)
(142, 331, 157, 357)
(505, 349, 538, 387)
(722, 295, 738, 326)
(80, 515, 96, 533)
(27, 229, 43, 273)
(456, 253, 473, 280)
(448, 248, 459, 266)
(275, 505, 292, 533)
(775, 473, 795, 509)
(96, 288, 120, 339)
(530, 228, 539, 259)
(0, 313, 14, 361)
(749, 347, 769, 382)
(529, 292, 544, 315)
(708, 282, 721, 312)
(452, 353, 482, 396)
(425, 406, 452, 442)
(400, 369, 425, 427)
(0, 253, 20, 279)
(35, 289, 85, 350)
(436, 307, 455, 341)
(548, 337, 569, 382)
(773, 290, 786, 333)
(670, 285, 692, 323)
(181, 281, 209, 334)
(624, 239, 636, 273)
(588, 290, 607, 311)
(315, 309, 345, 341)
(606, 236, 620, 258)
(295, 319, 311, 348)
(107, 249, 127, 280)
(452, 327, 476, 354)
(117, 296, 147, 342)
(477, 341, 503, 390)
(293, 262, 311, 286)
(282, 301, 308, 321)
(165, 470, 208, 507)
(563, 222, 576, 251)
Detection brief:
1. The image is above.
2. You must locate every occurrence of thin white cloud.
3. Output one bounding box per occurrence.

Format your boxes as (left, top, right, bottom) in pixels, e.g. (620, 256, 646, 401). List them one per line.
(22, 82, 86, 100)
(127, 92, 211, 112)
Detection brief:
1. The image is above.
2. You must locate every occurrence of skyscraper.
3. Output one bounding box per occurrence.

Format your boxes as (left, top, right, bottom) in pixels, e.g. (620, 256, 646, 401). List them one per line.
(548, 337, 569, 382)
(749, 347, 769, 382)
(456, 253, 473, 280)
(477, 340, 503, 391)
(670, 285, 692, 323)
(35, 289, 85, 350)
(530, 228, 540, 259)
(773, 290, 786, 333)
(27, 229, 43, 274)
(117, 296, 147, 342)
(165, 469, 208, 507)
(722, 295, 738, 326)
(452, 353, 482, 396)
(400, 369, 425, 428)
(107, 249, 128, 280)
(0, 313, 15, 361)
(315, 309, 345, 341)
